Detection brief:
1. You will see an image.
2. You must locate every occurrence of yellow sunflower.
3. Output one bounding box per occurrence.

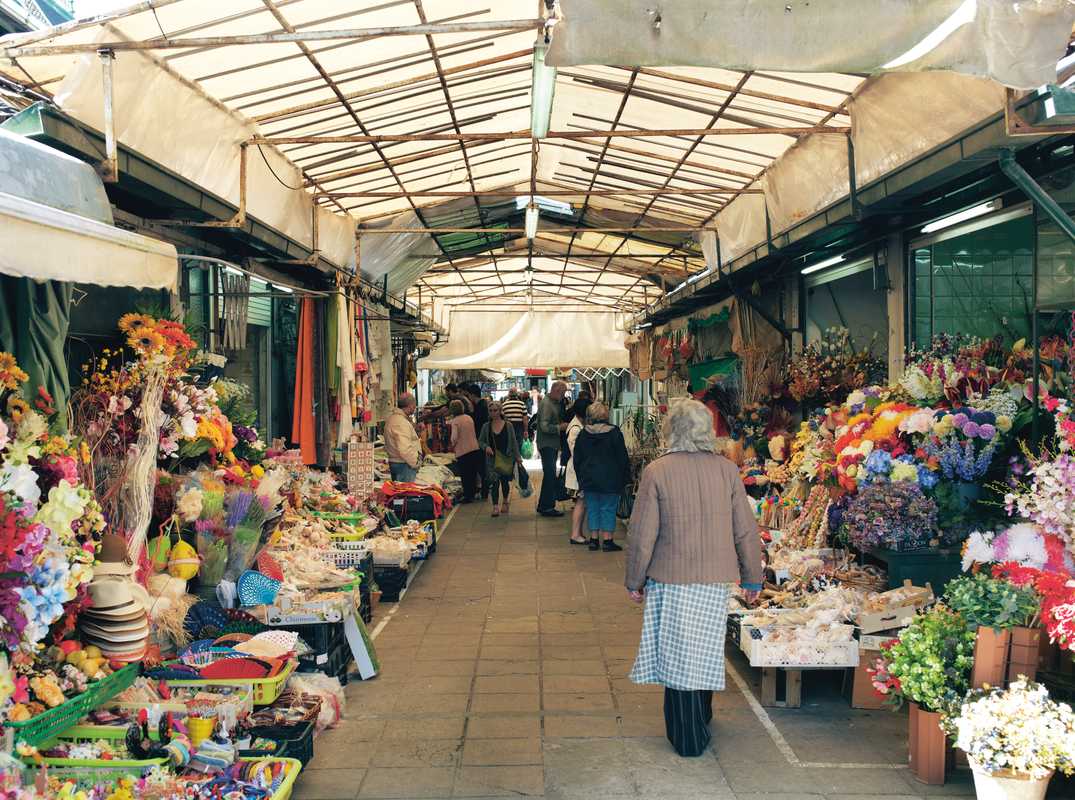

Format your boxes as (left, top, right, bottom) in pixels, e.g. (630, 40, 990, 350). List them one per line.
(6, 396, 29, 421)
(118, 313, 154, 334)
(128, 329, 166, 356)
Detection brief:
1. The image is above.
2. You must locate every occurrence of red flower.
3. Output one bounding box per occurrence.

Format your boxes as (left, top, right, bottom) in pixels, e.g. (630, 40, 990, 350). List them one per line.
(34, 386, 55, 415)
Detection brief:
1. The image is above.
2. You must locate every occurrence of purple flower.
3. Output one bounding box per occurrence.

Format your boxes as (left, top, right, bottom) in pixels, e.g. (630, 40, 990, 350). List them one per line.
(978, 424, 996, 440)
(952, 413, 969, 428)
(963, 422, 980, 438)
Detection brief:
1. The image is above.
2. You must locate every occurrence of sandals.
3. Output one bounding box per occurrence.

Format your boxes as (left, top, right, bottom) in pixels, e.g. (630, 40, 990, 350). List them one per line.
(491, 507, 500, 517)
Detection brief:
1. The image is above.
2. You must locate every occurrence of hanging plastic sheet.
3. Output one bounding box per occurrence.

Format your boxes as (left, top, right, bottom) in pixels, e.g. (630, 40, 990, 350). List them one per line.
(419, 311, 628, 370)
(716, 194, 767, 266)
(546, 0, 1075, 89)
(45, 36, 357, 272)
(762, 133, 849, 236)
(359, 211, 437, 294)
(850, 72, 1006, 187)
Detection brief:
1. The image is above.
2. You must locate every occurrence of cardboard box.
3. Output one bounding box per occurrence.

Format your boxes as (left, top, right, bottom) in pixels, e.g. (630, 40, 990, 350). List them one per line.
(857, 580, 933, 634)
(848, 649, 887, 709)
(859, 630, 903, 651)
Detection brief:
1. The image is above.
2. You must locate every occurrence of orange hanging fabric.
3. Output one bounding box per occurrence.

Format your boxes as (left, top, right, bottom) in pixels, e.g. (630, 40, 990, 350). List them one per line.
(291, 297, 317, 464)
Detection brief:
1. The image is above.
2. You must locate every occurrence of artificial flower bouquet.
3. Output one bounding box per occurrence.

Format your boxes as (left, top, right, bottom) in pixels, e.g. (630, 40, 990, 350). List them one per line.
(785, 327, 886, 408)
(948, 678, 1075, 780)
(877, 604, 975, 714)
(993, 563, 1075, 653)
(0, 354, 103, 657)
(843, 480, 938, 551)
(923, 408, 1007, 482)
(943, 573, 1039, 630)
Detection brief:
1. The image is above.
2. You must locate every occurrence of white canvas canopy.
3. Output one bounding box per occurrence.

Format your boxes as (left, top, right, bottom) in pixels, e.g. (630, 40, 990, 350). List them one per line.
(418, 310, 629, 369)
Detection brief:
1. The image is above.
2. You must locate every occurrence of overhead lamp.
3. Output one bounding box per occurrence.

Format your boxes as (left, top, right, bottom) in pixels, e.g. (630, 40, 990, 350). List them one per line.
(524, 202, 539, 239)
(920, 199, 1000, 234)
(530, 41, 557, 138)
(801, 254, 845, 275)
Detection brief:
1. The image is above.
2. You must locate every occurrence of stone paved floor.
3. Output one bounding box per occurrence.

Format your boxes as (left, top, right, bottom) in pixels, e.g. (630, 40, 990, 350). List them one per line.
(294, 483, 1074, 800)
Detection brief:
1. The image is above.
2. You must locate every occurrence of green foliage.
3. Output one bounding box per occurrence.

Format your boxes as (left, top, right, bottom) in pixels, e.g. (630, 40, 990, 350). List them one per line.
(884, 605, 975, 715)
(944, 573, 1039, 630)
(212, 378, 257, 427)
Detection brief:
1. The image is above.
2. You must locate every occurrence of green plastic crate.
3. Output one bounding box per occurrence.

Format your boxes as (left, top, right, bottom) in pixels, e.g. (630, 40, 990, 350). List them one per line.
(4, 663, 140, 746)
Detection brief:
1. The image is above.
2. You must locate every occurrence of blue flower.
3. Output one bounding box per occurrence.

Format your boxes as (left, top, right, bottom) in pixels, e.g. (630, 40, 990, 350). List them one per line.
(917, 465, 939, 489)
(865, 450, 893, 475)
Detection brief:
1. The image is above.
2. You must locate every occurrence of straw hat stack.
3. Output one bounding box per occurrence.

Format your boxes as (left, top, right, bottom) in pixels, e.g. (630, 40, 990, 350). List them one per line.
(79, 534, 150, 662)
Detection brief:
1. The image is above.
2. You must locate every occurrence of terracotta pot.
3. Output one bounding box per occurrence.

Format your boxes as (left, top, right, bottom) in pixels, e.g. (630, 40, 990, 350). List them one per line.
(972, 626, 1011, 689)
(371, 590, 382, 605)
(1007, 626, 1041, 685)
(908, 702, 951, 785)
(969, 758, 1053, 800)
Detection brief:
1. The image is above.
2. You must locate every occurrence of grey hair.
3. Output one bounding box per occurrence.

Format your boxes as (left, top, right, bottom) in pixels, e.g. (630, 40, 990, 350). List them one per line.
(397, 393, 416, 409)
(586, 402, 610, 423)
(663, 398, 717, 453)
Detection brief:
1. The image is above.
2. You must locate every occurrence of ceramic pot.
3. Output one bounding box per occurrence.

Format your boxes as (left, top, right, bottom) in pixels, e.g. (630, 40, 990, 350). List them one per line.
(955, 481, 982, 508)
(1006, 626, 1041, 685)
(908, 702, 950, 785)
(972, 626, 1011, 689)
(969, 759, 1053, 800)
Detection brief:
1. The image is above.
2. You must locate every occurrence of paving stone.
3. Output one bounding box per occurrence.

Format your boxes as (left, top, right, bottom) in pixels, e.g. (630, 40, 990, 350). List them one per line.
(470, 693, 541, 713)
(543, 714, 620, 738)
(465, 716, 542, 739)
(294, 768, 365, 799)
(476, 659, 540, 676)
(473, 674, 541, 693)
(542, 692, 616, 712)
(454, 765, 546, 796)
(542, 675, 611, 693)
(393, 692, 471, 713)
(357, 767, 455, 799)
(381, 717, 467, 740)
(370, 738, 461, 768)
(462, 738, 543, 765)
(541, 659, 607, 676)
(542, 739, 634, 796)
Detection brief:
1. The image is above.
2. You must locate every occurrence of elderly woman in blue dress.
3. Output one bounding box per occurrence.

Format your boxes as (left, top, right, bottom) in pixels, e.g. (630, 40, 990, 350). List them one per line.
(625, 398, 763, 757)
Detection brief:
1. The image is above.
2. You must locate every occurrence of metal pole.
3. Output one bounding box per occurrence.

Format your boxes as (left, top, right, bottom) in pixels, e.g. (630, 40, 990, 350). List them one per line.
(315, 188, 761, 198)
(98, 49, 118, 183)
(5, 20, 546, 57)
(358, 226, 716, 234)
(999, 149, 1075, 244)
(253, 126, 851, 145)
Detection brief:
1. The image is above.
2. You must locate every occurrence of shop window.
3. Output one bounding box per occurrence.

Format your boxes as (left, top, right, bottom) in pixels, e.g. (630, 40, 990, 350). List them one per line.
(912, 214, 1034, 344)
(805, 263, 888, 360)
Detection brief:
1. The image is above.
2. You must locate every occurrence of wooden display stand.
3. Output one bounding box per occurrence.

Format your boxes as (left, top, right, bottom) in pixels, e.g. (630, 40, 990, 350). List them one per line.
(761, 667, 802, 708)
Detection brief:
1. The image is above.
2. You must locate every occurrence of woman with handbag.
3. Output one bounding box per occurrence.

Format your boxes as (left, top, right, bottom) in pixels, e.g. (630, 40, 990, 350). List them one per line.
(564, 397, 591, 545)
(479, 401, 521, 518)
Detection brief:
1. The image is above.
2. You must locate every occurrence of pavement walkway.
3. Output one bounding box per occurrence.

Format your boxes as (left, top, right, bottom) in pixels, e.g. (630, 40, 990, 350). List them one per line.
(293, 482, 996, 800)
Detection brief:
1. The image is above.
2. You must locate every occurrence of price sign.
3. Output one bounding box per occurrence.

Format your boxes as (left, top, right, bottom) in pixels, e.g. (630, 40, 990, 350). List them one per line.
(348, 439, 375, 500)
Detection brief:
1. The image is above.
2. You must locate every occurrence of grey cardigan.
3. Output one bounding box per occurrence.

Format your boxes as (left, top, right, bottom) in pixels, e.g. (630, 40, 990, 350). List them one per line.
(478, 420, 521, 465)
(625, 451, 764, 591)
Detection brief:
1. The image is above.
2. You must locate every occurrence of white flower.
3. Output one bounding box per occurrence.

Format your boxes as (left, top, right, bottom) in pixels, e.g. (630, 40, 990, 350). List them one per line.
(0, 462, 40, 505)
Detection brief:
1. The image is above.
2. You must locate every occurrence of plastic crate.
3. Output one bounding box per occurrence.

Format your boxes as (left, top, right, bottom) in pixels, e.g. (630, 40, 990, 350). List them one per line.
(26, 724, 168, 769)
(745, 626, 860, 668)
(4, 663, 140, 746)
(331, 547, 372, 569)
(298, 638, 352, 685)
(108, 683, 254, 719)
(167, 659, 297, 706)
(373, 565, 409, 602)
(246, 721, 315, 767)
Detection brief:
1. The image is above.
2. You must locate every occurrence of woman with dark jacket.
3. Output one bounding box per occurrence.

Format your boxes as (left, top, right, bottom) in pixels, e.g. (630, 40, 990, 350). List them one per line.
(478, 401, 522, 518)
(571, 401, 630, 552)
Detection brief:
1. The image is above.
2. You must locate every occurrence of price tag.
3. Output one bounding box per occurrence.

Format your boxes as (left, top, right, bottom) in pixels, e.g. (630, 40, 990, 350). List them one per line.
(348, 439, 375, 500)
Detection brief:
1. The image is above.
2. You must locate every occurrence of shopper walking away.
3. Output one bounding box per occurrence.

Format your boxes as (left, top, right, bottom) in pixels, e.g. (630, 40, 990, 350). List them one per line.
(449, 400, 482, 503)
(501, 389, 529, 444)
(535, 381, 567, 517)
(384, 393, 422, 483)
(563, 397, 591, 545)
(466, 384, 491, 500)
(478, 401, 521, 518)
(625, 399, 763, 758)
(571, 402, 629, 551)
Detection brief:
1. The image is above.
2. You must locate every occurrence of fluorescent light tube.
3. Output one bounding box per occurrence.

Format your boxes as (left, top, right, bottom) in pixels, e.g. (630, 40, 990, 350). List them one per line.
(801, 254, 845, 275)
(920, 200, 999, 234)
(525, 203, 539, 239)
(530, 42, 556, 138)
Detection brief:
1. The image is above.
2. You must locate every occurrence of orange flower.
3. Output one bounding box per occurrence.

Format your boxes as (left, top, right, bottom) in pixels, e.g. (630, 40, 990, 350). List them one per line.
(117, 313, 154, 334)
(128, 328, 166, 356)
(6, 396, 29, 421)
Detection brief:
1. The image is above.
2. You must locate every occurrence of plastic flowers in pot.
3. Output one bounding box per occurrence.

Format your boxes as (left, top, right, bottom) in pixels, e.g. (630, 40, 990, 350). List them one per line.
(881, 604, 975, 715)
(950, 678, 1075, 795)
(943, 573, 1039, 630)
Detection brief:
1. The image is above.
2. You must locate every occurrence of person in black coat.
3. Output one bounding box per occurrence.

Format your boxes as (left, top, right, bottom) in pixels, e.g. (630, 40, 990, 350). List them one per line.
(572, 401, 630, 552)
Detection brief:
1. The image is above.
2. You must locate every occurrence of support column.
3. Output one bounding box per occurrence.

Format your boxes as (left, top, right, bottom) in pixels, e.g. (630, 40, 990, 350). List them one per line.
(98, 49, 118, 183)
(886, 231, 906, 382)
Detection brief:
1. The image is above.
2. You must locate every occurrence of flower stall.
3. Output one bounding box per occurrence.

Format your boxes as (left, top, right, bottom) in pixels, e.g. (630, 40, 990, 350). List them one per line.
(718, 325, 1075, 791)
(0, 307, 456, 799)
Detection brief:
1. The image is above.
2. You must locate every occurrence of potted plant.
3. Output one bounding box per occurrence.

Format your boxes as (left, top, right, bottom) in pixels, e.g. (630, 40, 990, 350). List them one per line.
(880, 605, 975, 784)
(944, 574, 1039, 688)
(948, 678, 1075, 800)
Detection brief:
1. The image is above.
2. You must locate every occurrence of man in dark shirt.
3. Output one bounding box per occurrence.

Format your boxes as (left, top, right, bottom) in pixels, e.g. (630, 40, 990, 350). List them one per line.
(466, 384, 490, 499)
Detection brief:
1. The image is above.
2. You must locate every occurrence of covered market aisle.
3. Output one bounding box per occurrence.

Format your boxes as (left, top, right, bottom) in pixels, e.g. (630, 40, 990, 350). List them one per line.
(1, 2, 1075, 800)
(316, 488, 919, 800)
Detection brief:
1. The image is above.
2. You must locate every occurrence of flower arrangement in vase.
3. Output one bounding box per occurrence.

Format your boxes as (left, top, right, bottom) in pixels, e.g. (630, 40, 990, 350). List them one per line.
(948, 679, 1075, 800)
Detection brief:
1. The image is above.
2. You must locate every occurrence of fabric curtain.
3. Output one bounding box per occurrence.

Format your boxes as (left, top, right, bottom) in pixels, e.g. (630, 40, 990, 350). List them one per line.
(0, 276, 72, 428)
(291, 296, 316, 464)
